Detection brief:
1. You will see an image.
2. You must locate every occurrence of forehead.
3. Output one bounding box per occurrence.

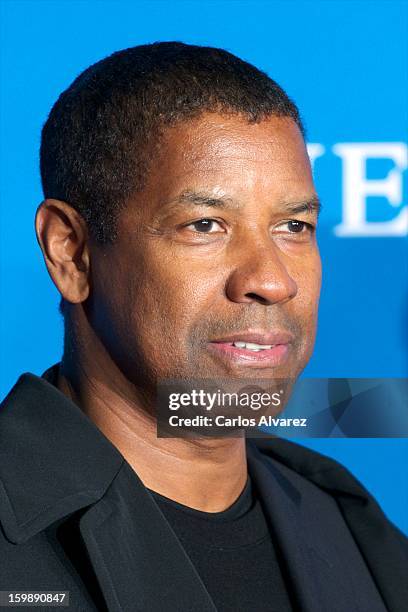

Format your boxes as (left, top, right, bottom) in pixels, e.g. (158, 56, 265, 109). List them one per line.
(168, 113, 305, 161)
(147, 113, 313, 201)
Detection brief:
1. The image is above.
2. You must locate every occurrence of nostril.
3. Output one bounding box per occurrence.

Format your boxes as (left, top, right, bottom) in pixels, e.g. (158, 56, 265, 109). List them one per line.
(245, 293, 271, 305)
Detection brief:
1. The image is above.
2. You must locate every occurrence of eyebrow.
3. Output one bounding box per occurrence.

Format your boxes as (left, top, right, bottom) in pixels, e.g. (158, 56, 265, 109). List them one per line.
(283, 196, 322, 216)
(171, 191, 239, 209)
(167, 190, 322, 216)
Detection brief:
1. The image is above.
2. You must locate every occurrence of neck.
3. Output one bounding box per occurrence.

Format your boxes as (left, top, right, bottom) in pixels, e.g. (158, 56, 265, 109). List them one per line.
(58, 318, 248, 513)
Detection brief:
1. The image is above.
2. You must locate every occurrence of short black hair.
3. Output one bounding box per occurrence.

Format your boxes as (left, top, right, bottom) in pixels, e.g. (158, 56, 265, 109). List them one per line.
(40, 41, 305, 243)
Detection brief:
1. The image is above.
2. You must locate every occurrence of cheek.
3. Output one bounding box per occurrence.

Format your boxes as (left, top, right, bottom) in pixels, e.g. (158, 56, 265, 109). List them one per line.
(146, 241, 224, 303)
(289, 253, 321, 335)
(301, 262, 321, 350)
(296, 249, 321, 303)
(126, 251, 223, 358)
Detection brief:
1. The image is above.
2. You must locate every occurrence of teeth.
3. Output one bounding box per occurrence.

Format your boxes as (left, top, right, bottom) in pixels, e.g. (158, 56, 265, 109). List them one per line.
(233, 341, 273, 351)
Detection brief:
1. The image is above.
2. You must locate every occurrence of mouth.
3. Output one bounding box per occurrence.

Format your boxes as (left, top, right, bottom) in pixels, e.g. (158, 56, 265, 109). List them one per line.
(207, 330, 294, 368)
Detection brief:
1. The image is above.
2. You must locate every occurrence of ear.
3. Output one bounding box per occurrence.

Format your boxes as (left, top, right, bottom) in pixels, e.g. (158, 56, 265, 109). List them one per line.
(35, 199, 91, 304)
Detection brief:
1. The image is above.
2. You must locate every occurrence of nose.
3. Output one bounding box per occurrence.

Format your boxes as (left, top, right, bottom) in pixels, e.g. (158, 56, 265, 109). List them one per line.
(225, 240, 298, 306)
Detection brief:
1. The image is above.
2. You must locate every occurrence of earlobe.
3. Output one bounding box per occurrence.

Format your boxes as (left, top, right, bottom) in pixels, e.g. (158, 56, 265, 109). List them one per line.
(35, 199, 90, 304)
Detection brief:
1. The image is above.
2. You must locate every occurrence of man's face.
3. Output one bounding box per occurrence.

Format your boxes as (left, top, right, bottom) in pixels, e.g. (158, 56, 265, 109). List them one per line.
(89, 113, 321, 392)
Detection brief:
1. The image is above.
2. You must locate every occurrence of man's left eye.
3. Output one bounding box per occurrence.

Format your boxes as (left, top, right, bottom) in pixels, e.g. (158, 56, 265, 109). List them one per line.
(188, 219, 223, 233)
(281, 220, 314, 234)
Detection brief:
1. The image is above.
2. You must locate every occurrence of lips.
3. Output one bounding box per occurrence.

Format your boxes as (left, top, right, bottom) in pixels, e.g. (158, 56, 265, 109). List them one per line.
(207, 330, 294, 368)
(209, 331, 294, 346)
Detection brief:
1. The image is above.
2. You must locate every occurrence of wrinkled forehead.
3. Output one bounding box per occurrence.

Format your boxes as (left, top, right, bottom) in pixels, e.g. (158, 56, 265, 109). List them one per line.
(149, 113, 313, 200)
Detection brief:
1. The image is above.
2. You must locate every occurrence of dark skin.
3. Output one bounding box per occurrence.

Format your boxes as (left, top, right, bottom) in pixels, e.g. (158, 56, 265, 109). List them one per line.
(35, 113, 321, 511)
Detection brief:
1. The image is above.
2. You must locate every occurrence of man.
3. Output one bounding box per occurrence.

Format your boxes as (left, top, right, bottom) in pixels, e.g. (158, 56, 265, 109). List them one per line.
(0, 42, 406, 611)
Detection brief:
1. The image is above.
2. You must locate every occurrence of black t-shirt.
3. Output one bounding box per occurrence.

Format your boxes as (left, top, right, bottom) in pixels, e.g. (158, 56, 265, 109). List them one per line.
(150, 476, 293, 612)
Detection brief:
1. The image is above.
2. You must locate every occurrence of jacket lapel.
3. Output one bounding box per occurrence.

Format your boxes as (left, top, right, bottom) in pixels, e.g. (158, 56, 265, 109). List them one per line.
(79, 463, 217, 612)
(247, 440, 388, 612)
(252, 437, 408, 612)
(247, 440, 327, 611)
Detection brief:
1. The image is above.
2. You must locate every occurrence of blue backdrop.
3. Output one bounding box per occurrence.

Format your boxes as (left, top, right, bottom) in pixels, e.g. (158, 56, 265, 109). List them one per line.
(1, 1, 407, 533)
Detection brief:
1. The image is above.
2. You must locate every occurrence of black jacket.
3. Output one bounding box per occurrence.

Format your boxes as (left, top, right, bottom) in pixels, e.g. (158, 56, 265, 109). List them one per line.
(0, 368, 407, 611)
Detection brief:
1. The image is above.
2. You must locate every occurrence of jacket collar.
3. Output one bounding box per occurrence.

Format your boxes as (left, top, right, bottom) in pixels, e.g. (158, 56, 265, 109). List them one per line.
(0, 368, 124, 544)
